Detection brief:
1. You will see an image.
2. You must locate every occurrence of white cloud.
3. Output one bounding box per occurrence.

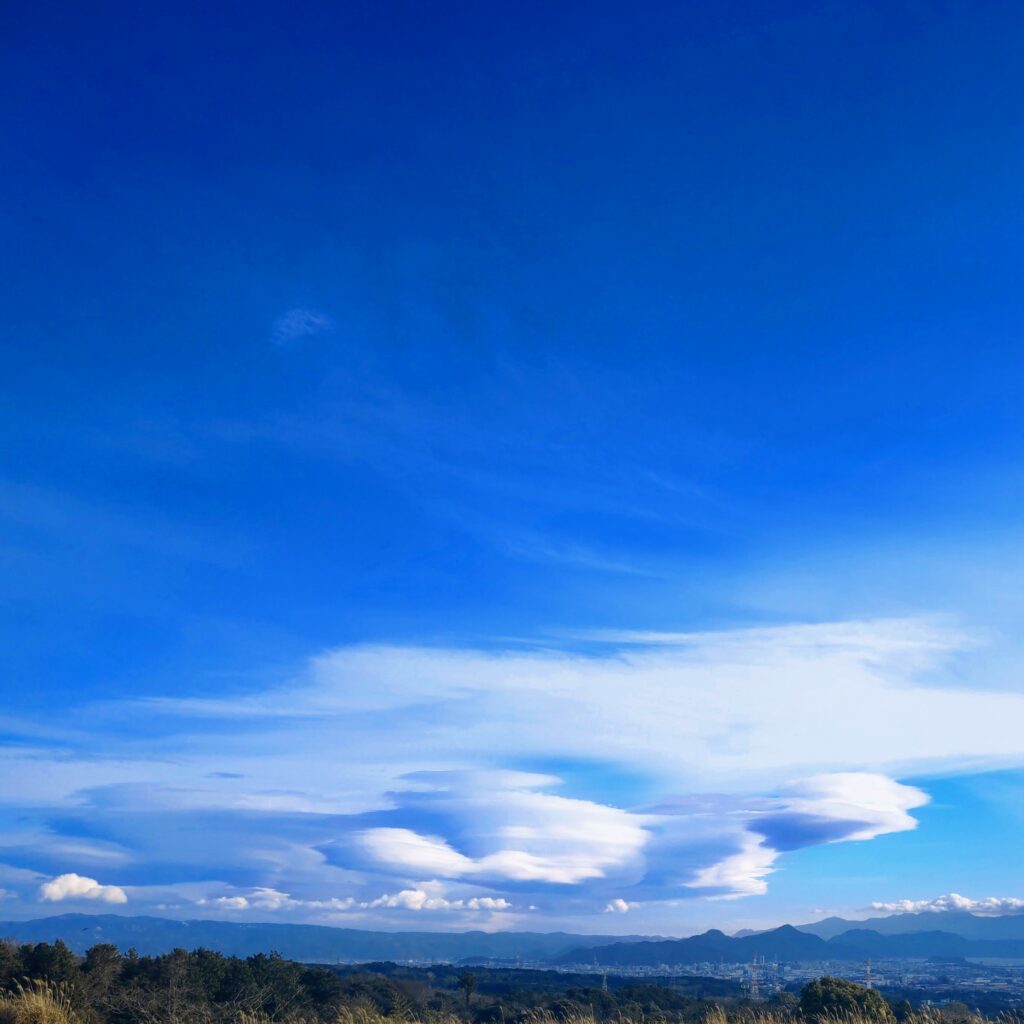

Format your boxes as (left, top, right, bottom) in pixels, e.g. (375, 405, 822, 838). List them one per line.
(246, 887, 301, 911)
(359, 775, 649, 885)
(196, 888, 358, 913)
(191, 884, 512, 917)
(676, 773, 927, 900)
(272, 309, 333, 345)
(775, 773, 930, 842)
(369, 888, 450, 911)
(145, 618, 1024, 792)
(604, 898, 631, 913)
(368, 885, 511, 912)
(686, 834, 779, 898)
(467, 896, 513, 910)
(870, 893, 1024, 916)
(38, 873, 127, 905)
(198, 895, 250, 910)
(361, 829, 475, 878)
(10, 617, 1024, 922)
(189, 880, 512, 917)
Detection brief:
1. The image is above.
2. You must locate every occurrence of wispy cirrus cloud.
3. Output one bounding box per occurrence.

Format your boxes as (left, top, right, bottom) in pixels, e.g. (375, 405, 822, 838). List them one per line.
(140, 617, 1021, 788)
(272, 308, 333, 345)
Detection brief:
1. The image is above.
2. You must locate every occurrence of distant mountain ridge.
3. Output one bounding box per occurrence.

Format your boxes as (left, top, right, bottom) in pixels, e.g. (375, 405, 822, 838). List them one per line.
(797, 910, 1024, 942)
(558, 925, 842, 966)
(0, 914, 652, 962)
(558, 921, 1024, 966)
(6, 911, 1024, 967)
(736, 911, 1024, 943)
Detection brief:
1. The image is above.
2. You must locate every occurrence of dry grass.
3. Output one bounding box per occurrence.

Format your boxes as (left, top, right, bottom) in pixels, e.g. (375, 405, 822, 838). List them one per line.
(700, 1008, 1024, 1024)
(327, 1009, 1022, 1024)
(6, 988, 1018, 1024)
(0, 982, 78, 1024)
(240, 1008, 465, 1024)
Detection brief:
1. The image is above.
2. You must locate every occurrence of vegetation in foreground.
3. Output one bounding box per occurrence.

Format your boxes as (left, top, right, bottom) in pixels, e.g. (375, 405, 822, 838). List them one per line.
(0, 941, 1018, 1024)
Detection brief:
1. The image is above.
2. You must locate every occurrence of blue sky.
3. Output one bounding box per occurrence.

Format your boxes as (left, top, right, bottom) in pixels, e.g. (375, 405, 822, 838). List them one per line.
(3, 0, 1024, 933)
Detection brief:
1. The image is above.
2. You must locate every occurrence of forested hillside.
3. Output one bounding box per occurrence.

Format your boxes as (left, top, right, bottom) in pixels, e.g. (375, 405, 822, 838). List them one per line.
(0, 940, 736, 1024)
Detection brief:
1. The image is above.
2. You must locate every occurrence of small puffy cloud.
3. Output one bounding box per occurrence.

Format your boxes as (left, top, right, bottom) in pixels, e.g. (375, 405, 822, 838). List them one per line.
(196, 889, 358, 913)
(467, 896, 513, 910)
(246, 887, 297, 911)
(871, 893, 1024, 916)
(38, 873, 127, 905)
(199, 895, 250, 910)
(368, 886, 511, 912)
(272, 308, 333, 345)
(604, 898, 631, 913)
(369, 888, 449, 911)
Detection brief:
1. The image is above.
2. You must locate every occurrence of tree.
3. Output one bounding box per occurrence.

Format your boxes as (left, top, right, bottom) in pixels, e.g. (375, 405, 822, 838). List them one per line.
(456, 971, 477, 1009)
(800, 977, 894, 1022)
(82, 944, 122, 1001)
(21, 940, 79, 985)
(0, 940, 19, 987)
(768, 990, 799, 1012)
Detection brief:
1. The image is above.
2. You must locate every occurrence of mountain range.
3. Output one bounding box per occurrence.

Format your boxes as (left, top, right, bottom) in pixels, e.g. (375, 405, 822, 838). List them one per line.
(796, 910, 1024, 941)
(557, 920, 1024, 966)
(3, 911, 1024, 966)
(0, 914, 648, 961)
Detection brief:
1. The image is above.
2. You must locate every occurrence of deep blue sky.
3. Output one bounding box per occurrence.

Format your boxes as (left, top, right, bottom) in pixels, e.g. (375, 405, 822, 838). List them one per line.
(2, 1, 1024, 932)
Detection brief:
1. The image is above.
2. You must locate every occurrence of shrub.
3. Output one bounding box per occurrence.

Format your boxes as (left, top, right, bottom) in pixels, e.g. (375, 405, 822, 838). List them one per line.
(799, 978, 894, 1023)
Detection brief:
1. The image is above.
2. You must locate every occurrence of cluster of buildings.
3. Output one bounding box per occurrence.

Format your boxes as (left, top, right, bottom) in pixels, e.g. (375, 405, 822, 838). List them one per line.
(552, 957, 1024, 1008)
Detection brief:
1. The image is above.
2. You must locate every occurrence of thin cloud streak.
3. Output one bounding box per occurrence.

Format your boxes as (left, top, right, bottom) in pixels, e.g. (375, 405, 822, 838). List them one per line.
(272, 309, 334, 345)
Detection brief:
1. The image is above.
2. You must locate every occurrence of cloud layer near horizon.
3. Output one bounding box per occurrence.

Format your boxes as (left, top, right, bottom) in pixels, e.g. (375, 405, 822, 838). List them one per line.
(871, 894, 1024, 916)
(2, 618, 1024, 928)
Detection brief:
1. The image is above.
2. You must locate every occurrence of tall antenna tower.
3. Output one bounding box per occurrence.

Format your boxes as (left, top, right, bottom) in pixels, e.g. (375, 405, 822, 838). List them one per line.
(749, 956, 760, 1001)
(865, 959, 873, 990)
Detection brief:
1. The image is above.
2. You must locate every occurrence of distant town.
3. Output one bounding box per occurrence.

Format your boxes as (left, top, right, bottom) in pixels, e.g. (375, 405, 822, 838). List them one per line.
(548, 956, 1024, 1011)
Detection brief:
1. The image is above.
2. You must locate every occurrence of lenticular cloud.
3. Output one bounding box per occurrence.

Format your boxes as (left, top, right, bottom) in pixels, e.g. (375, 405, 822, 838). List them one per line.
(10, 617, 1024, 921)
